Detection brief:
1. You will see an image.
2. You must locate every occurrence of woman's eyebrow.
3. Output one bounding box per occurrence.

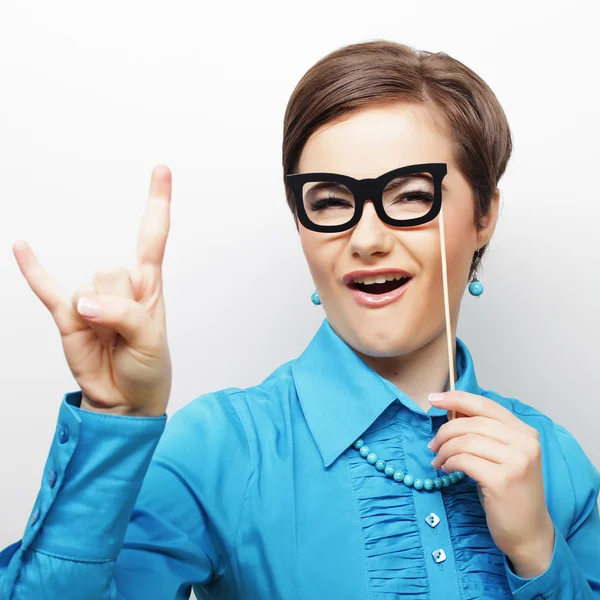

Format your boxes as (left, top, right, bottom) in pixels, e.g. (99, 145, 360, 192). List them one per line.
(305, 182, 352, 194)
(383, 174, 432, 191)
(381, 174, 449, 193)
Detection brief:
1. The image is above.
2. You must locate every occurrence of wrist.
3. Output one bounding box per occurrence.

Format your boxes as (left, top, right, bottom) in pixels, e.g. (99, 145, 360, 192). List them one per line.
(507, 518, 555, 579)
(81, 393, 164, 417)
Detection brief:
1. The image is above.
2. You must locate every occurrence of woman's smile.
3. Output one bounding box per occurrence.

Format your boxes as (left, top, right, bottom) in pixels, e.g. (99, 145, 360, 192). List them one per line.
(346, 273, 413, 307)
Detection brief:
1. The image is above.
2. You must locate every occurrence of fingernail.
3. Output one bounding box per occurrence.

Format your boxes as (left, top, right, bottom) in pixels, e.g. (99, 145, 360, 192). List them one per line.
(429, 393, 445, 403)
(427, 440, 434, 449)
(78, 297, 102, 317)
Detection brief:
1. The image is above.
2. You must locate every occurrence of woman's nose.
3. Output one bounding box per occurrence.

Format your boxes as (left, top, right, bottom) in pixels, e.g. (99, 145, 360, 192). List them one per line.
(349, 200, 395, 256)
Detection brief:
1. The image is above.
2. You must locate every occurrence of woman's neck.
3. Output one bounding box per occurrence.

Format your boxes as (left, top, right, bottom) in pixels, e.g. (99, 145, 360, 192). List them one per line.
(356, 328, 458, 413)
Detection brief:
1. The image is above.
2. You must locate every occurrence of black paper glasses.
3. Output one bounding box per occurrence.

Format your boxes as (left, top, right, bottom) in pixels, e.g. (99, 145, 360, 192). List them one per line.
(285, 162, 448, 233)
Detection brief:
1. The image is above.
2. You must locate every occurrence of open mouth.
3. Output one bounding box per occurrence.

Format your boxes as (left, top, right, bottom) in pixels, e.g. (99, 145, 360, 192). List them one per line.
(349, 277, 412, 295)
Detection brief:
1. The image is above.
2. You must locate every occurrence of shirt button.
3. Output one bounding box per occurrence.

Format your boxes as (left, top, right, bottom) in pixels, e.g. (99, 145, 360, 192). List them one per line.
(58, 425, 70, 444)
(425, 512, 441, 528)
(432, 548, 447, 563)
(48, 470, 58, 488)
(30, 509, 40, 527)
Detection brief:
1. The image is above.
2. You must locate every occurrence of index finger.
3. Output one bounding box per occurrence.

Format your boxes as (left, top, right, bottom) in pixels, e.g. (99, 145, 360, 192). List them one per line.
(136, 165, 172, 269)
(433, 391, 532, 433)
(12, 240, 68, 316)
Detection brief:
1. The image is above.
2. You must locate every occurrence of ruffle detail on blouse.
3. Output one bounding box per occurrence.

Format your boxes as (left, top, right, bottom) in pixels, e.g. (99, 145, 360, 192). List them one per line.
(346, 424, 430, 598)
(442, 478, 512, 599)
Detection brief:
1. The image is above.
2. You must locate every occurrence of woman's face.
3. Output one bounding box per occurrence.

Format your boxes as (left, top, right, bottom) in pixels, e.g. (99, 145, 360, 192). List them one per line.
(296, 102, 499, 359)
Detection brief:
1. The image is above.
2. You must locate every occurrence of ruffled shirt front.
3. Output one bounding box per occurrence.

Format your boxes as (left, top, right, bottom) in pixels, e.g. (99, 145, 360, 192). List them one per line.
(1, 317, 599, 599)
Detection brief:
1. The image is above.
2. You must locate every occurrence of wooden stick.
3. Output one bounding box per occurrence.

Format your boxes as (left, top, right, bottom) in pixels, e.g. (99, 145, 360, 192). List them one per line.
(438, 202, 456, 420)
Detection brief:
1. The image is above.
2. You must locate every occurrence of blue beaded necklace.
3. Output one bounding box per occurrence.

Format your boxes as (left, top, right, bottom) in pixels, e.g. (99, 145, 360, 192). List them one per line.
(353, 438, 465, 491)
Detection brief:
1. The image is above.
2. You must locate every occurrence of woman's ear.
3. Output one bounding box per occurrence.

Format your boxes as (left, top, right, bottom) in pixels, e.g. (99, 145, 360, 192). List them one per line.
(479, 188, 501, 247)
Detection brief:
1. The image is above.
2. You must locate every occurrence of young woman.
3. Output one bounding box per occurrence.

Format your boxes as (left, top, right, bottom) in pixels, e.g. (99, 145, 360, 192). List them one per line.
(2, 40, 598, 599)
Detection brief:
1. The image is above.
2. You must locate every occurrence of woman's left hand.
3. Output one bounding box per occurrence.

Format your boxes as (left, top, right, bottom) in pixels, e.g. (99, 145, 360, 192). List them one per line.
(428, 391, 555, 577)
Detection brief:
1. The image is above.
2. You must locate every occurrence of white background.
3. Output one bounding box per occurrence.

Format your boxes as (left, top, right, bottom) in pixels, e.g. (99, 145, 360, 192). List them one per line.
(1, 0, 598, 582)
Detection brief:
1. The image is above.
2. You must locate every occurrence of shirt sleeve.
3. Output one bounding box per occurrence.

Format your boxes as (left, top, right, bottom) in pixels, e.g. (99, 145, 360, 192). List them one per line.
(0, 388, 251, 600)
(502, 423, 600, 599)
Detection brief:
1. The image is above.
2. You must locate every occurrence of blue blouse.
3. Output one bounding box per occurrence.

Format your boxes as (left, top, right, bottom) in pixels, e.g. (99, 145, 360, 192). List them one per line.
(1, 318, 599, 599)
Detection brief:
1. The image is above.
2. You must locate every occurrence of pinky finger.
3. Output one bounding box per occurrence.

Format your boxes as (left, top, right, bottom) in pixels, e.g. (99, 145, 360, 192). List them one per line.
(441, 453, 501, 486)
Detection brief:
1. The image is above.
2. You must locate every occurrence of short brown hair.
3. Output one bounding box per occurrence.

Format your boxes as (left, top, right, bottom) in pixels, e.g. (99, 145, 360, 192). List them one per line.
(281, 40, 513, 279)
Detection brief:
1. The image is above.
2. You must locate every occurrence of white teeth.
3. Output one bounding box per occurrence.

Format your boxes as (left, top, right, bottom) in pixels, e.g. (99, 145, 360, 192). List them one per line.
(352, 273, 409, 285)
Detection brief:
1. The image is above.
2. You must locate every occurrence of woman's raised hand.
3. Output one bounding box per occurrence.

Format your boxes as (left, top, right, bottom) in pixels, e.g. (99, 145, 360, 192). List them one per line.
(12, 165, 174, 417)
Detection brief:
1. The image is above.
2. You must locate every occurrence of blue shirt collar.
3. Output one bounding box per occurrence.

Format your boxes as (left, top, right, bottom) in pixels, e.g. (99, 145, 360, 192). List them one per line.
(292, 318, 481, 468)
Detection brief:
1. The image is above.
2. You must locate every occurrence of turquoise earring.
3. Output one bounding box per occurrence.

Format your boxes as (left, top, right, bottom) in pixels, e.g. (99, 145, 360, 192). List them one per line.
(311, 290, 321, 305)
(468, 249, 484, 297)
(469, 276, 483, 297)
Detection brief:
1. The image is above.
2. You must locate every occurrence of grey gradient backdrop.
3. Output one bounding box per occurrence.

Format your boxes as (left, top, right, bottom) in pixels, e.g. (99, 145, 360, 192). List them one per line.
(1, 2, 598, 592)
